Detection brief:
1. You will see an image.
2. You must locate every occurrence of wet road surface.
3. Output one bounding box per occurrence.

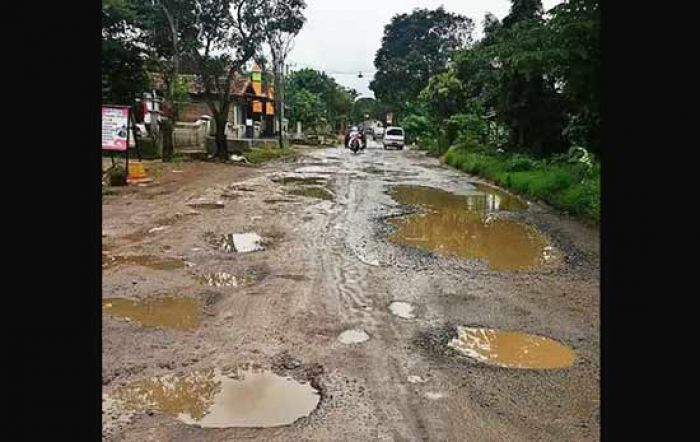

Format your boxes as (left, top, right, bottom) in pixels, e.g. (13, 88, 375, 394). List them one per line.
(103, 142, 599, 441)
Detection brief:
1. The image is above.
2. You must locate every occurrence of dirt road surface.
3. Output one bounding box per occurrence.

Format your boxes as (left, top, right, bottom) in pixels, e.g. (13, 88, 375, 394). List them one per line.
(102, 142, 599, 441)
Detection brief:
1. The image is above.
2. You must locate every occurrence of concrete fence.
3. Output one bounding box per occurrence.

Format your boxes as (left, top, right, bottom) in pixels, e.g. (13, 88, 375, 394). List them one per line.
(173, 120, 208, 152)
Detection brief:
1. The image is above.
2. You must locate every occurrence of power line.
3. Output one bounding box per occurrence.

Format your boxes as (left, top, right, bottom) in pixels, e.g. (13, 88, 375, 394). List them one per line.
(287, 60, 376, 76)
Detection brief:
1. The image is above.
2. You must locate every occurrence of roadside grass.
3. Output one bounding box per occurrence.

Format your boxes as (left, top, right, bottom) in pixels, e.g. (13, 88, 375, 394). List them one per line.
(245, 147, 299, 165)
(444, 147, 600, 223)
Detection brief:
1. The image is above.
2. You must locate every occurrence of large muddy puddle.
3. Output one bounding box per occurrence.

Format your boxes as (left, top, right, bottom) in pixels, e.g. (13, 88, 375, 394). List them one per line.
(448, 326, 575, 369)
(387, 185, 553, 271)
(112, 367, 320, 428)
(389, 184, 526, 213)
(102, 296, 200, 330)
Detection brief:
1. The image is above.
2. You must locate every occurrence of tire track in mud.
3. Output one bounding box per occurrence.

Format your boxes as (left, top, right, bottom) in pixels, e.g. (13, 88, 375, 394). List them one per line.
(291, 149, 438, 440)
(298, 164, 380, 330)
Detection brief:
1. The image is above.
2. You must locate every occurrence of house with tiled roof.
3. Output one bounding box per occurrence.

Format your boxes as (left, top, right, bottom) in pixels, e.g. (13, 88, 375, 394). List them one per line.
(149, 63, 277, 139)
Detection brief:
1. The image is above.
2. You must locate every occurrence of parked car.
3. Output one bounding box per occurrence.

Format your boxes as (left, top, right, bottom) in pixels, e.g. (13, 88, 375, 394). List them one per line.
(382, 126, 405, 150)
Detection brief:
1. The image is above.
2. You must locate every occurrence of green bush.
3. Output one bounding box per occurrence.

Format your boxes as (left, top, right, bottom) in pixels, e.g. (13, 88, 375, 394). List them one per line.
(443, 146, 600, 223)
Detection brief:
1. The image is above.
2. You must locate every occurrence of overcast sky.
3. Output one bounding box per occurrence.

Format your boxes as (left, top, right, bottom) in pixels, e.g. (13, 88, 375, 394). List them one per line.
(288, 0, 563, 98)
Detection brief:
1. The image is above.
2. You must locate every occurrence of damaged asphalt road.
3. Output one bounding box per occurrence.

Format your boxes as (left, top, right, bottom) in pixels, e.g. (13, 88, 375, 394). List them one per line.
(102, 143, 599, 441)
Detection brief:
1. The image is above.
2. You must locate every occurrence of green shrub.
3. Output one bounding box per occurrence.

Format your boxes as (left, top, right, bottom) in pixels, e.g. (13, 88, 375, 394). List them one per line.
(443, 146, 600, 223)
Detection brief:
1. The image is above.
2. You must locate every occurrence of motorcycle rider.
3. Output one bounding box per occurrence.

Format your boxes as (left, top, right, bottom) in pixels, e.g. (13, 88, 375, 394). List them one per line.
(344, 125, 366, 149)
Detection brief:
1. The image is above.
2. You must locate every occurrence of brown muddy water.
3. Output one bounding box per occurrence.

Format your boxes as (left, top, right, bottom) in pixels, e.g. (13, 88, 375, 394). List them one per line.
(389, 184, 526, 213)
(286, 186, 334, 201)
(448, 326, 575, 369)
(102, 297, 200, 331)
(387, 185, 553, 271)
(271, 176, 327, 186)
(112, 367, 320, 428)
(102, 254, 185, 271)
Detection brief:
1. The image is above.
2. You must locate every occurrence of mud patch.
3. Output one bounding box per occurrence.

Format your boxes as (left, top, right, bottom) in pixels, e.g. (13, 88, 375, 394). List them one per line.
(112, 367, 320, 428)
(102, 254, 185, 271)
(338, 329, 370, 344)
(448, 326, 576, 369)
(274, 274, 311, 282)
(102, 296, 200, 330)
(388, 301, 416, 319)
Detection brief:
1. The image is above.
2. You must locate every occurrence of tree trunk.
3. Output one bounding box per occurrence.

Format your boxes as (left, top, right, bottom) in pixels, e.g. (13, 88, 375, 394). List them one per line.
(214, 112, 228, 161)
(161, 119, 174, 162)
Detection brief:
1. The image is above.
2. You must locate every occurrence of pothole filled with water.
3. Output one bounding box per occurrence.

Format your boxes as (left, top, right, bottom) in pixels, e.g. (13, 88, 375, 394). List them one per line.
(338, 329, 370, 344)
(388, 301, 416, 319)
(447, 326, 576, 369)
(387, 185, 554, 271)
(286, 186, 334, 201)
(102, 254, 185, 271)
(204, 232, 265, 253)
(271, 176, 327, 186)
(389, 184, 526, 213)
(187, 200, 225, 209)
(194, 272, 240, 287)
(102, 296, 200, 330)
(470, 182, 528, 211)
(112, 367, 320, 428)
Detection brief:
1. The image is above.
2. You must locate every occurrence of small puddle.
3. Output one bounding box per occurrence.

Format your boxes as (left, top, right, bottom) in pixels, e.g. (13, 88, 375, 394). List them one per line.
(387, 185, 552, 271)
(113, 367, 320, 428)
(388, 301, 416, 319)
(447, 326, 576, 369)
(338, 329, 370, 344)
(286, 186, 334, 201)
(271, 176, 326, 186)
(102, 297, 200, 330)
(194, 272, 240, 287)
(188, 200, 225, 209)
(102, 254, 185, 271)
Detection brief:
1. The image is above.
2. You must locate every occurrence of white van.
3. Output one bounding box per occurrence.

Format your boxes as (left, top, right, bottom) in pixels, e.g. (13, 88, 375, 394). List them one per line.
(382, 126, 405, 150)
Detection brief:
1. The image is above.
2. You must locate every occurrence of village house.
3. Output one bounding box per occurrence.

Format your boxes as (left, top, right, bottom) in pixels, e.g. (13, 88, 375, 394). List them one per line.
(149, 63, 281, 140)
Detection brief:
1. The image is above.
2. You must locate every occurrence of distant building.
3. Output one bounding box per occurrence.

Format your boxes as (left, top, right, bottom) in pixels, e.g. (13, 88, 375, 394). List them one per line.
(149, 63, 277, 139)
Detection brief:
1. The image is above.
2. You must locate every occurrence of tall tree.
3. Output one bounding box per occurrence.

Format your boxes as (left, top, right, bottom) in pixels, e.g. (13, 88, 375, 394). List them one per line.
(261, 0, 306, 148)
(286, 68, 356, 132)
(187, 0, 267, 160)
(491, 0, 567, 155)
(370, 7, 474, 120)
(102, 0, 149, 105)
(545, 0, 600, 152)
(142, 0, 198, 161)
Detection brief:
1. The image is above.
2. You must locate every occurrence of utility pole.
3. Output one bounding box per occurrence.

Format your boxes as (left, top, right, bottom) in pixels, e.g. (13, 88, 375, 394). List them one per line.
(276, 58, 285, 149)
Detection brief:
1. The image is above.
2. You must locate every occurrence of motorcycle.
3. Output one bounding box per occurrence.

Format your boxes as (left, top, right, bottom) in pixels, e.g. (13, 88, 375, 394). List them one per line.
(348, 131, 362, 153)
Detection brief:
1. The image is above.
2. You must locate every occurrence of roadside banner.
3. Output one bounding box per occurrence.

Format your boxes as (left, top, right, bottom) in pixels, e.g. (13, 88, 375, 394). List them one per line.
(102, 106, 130, 151)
